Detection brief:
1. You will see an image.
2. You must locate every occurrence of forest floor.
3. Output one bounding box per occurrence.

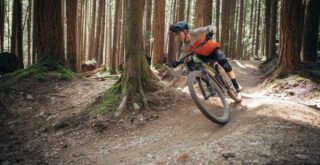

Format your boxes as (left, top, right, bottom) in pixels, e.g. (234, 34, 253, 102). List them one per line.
(0, 60, 319, 165)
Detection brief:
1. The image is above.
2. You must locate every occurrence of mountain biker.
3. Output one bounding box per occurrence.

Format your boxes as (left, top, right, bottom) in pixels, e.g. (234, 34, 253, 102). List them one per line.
(169, 21, 242, 100)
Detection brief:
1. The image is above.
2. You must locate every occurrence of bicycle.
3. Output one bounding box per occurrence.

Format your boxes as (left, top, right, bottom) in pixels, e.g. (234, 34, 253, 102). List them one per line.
(173, 40, 241, 125)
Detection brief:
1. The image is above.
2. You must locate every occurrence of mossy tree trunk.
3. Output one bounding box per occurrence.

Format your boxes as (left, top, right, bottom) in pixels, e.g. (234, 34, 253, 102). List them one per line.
(116, 0, 158, 117)
(33, 0, 65, 66)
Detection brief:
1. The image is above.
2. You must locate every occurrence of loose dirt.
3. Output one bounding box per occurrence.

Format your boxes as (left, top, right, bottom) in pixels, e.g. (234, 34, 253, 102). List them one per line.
(0, 61, 319, 165)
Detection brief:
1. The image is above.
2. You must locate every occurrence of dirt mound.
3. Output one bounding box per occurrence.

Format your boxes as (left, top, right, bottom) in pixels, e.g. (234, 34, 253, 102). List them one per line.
(265, 74, 320, 108)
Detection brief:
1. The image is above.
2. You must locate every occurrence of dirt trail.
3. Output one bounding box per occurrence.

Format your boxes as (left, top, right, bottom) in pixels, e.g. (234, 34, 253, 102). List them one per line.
(1, 61, 319, 165)
(61, 60, 320, 164)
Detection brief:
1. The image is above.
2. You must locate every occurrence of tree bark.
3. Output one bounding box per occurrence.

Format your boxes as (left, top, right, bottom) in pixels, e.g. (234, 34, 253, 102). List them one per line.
(107, 0, 112, 68)
(152, 0, 166, 65)
(33, 0, 65, 65)
(167, 0, 178, 65)
(144, 0, 152, 56)
(88, 0, 96, 60)
(269, 0, 278, 60)
(221, 0, 231, 55)
(302, 0, 319, 62)
(0, 0, 4, 52)
(278, 0, 305, 75)
(254, 0, 261, 58)
(215, 0, 220, 42)
(194, 0, 204, 27)
(236, 0, 244, 59)
(203, 0, 213, 26)
(251, 0, 257, 58)
(186, 0, 192, 23)
(118, 0, 124, 70)
(117, 0, 158, 116)
(228, 0, 236, 59)
(110, 0, 122, 74)
(99, 0, 106, 66)
(11, 0, 23, 69)
(66, 0, 78, 72)
(94, 0, 105, 66)
(27, 0, 32, 66)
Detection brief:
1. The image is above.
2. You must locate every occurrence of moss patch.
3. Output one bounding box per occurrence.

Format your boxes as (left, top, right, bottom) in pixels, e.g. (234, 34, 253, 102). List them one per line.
(57, 65, 77, 81)
(3, 62, 77, 81)
(91, 80, 122, 115)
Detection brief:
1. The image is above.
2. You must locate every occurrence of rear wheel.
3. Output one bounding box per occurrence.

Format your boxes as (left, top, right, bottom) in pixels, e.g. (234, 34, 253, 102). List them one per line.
(187, 71, 230, 125)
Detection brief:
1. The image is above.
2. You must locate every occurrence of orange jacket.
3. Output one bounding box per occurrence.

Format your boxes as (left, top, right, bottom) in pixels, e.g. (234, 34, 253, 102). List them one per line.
(187, 36, 220, 56)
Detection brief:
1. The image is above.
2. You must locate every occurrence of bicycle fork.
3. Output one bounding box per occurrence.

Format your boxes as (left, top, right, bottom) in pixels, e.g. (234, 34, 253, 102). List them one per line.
(196, 72, 217, 100)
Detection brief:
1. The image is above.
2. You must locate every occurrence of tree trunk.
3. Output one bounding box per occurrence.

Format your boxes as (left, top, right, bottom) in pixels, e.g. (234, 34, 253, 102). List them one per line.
(99, 0, 106, 66)
(203, 0, 213, 25)
(269, 0, 278, 60)
(221, 0, 231, 55)
(186, 0, 192, 23)
(144, 0, 152, 56)
(33, 0, 65, 65)
(117, 0, 158, 116)
(249, 0, 254, 38)
(0, 0, 4, 52)
(66, 0, 78, 72)
(302, 0, 319, 62)
(107, 1, 112, 68)
(194, 0, 204, 27)
(254, 0, 261, 58)
(94, 0, 104, 66)
(11, 0, 23, 69)
(77, 0, 85, 72)
(167, 0, 177, 65)
(251, 0, 257, 58)
(152, 0, 166, 65)
(118, 0, 124, 70)
(27, 0, 32, 66)
(228, 0, 236, 59)
(110, 0, 122, 74)
(278, 0, 304, 75)
(103, 0, 109, 66)
(175, 0, 185, 58)
(88, 0, 96, 60)
(265, 0, 271, 60)
(215, 0, 220, 42)
(236, 0, 244, 59)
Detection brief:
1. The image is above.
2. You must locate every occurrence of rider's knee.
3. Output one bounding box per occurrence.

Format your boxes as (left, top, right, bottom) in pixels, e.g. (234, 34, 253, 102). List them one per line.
(218, 59, 233, 72)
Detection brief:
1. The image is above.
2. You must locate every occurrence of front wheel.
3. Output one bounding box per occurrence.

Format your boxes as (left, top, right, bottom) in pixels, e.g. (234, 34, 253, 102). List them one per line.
(187, 71, 230, 125)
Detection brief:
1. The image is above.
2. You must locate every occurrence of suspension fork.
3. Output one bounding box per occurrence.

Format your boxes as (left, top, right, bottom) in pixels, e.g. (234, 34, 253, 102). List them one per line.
(203, 71, 217, 99)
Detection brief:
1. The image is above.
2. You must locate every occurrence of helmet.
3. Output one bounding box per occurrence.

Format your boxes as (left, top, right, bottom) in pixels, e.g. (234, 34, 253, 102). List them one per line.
(169, 21, 189, 33)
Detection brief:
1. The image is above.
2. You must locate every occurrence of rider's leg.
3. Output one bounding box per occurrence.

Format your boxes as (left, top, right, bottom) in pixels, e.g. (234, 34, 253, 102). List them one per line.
(210, 49, 241, 93)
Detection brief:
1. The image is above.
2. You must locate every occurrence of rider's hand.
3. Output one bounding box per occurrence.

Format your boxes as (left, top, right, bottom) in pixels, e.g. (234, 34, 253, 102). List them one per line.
(172, 61, 181, 68)
(205, 31, 213, 40)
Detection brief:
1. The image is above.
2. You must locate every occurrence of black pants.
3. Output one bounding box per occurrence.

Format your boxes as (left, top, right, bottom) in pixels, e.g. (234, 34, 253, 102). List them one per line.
(197, 48, 233, 72)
